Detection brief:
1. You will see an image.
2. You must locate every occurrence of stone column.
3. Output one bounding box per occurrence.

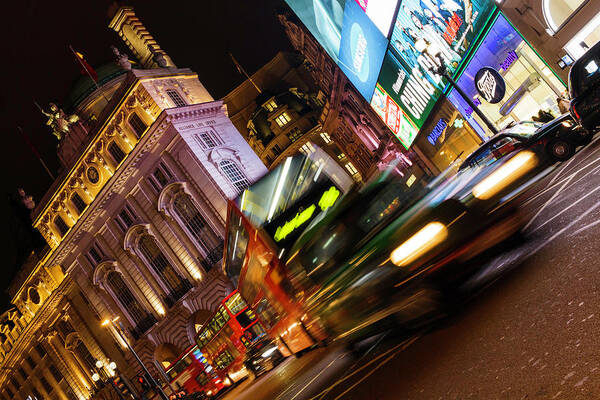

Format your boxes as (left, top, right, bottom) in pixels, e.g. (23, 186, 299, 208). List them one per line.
(45, 330, 91, 399)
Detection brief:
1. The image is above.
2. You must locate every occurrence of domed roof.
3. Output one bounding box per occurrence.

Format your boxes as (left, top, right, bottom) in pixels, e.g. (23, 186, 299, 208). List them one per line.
(63, 62, 128, 112)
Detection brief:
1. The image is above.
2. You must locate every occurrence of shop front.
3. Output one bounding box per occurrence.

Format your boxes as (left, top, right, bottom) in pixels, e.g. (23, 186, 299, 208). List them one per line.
(448, 13, 566, 139)
(416, 12, 567, 172)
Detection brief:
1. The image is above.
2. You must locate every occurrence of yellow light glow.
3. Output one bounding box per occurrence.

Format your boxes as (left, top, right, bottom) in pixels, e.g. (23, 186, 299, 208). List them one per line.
(101, 319, 111, 326)
(390, 222, 448, 267)
(472, 151, 538, 200)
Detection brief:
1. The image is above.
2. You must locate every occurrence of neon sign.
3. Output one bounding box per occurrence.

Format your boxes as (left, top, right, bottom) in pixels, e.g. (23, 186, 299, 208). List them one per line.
(427, 119, 449, 145)
(273, 186, 341, 242)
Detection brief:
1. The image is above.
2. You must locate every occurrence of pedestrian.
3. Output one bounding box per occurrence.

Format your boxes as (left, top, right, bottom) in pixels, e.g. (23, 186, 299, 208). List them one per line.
(557, 95, 571, 114)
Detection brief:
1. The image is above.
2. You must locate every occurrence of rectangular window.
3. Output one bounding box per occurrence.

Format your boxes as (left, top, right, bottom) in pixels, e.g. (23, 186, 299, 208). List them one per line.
(32, 386, 43, 400)
(147, 176, 161, 194)
(25, 356, 35, 370)
(117, 205, 135, 231)
(299, 142, 316, 155)
(128, 113, 147, 139)
(35, 344, 46, 359)
(48, 364, 63, 383)
(39, 376, 53, 394)
(5, 388, 13, 399)
(320, 132, 332, 144)
(272, 143, 282, 156)
(71, 192, 87, 214)
(54, 216, 69, 236)
(10, 378, 20, 391)
(88, 246, 103, 265)
(274, 112, 291, 127)
(108, 141, 126, 165)
(345, 162, 359, 176)
(262, 99, 278, 112)
(288, 127, 303, 142)
(17, 367, 27, 381)
(166, 89, 187, 107)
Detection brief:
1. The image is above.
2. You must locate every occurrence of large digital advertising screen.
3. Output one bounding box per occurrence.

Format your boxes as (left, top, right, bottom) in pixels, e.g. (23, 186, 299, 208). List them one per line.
(338, 0, 388, 99)
(285, 0, 387, 101)
(371, 83, 420, 148)
(390, 0, 496, 77)
(353, 0, 400, 37)
(286, 0, 496, 149)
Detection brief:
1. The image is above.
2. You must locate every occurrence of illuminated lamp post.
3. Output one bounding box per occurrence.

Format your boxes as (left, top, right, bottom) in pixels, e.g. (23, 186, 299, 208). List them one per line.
(102, 317, 170, 400)
(415, 38, 498, 135)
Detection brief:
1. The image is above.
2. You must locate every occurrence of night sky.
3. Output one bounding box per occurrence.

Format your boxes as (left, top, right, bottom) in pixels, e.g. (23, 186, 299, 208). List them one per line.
(0, 0, 293, 311)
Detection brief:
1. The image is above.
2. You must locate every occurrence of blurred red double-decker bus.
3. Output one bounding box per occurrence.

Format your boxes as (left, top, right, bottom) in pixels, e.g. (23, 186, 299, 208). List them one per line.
(164, 345, 223, 396)
(195, 290, 266, 384)
(223, 150, 353, 356)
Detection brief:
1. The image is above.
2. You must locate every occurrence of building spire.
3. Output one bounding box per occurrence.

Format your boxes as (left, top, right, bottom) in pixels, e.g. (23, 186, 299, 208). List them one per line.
(108, 6, 176, 69)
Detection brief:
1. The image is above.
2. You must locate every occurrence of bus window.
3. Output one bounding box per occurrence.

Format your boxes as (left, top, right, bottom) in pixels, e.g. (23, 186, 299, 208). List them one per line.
(225, 292, 247, 315)
(167, 356, 192, 380)
(225, 211, 250, 287)
(235, 309, 257, 328)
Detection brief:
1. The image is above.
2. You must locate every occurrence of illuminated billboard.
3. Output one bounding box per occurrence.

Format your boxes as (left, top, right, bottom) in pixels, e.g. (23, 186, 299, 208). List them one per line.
(376, 50, 441, 131)
(353, 0, 400, 37)
(338, 0, 388, 99)
(371, 84, 419, 149)
(285, 0, 345, 63)
(390, 0, 496, 77)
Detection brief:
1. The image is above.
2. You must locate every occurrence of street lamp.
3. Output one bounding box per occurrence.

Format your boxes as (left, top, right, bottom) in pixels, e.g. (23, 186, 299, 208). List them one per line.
(415, 38, 498, 135)
(102, 317, 170, 400)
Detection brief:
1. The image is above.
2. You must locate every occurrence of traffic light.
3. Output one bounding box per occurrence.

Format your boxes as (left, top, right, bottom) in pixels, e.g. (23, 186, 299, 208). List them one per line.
(137, 374, 152, 391)
(112, 375, 132, 398)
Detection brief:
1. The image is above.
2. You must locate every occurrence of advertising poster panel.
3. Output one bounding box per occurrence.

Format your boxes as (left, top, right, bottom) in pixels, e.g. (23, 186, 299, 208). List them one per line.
(376, 50, 441, 130)
(285, 0, 388, 101)
(353, 0, 400, 37)
(371, 84, 419, 148)
(390, 0, 496, 77)
(284, 0, 346, 63)
(338, 0, 388, 100)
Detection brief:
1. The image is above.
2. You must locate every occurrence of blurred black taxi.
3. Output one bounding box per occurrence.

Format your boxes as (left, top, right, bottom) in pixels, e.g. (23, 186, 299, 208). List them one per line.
(285, 129, 555, 343)
(460, 115, 589, 168)
(569, 40, 600, 133)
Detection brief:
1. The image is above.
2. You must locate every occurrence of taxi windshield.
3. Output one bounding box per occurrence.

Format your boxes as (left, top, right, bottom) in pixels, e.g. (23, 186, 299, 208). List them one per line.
(502, 121, 542, 139)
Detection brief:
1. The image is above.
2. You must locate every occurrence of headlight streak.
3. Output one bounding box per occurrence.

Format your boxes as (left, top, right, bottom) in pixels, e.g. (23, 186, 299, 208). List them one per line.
(390, 222, 448, 267)
(471, 150, 538, 200)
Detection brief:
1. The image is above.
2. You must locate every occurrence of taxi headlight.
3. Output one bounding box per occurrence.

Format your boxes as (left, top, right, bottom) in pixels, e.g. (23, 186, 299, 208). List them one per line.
(390, 222, 448, 267)
(472, 150, 538, 200)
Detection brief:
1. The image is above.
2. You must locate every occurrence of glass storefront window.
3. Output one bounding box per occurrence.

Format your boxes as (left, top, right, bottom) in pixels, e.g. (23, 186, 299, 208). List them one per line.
(449, 14, 566, 139)
(416, 97, 483, 172)
(564, 12, 600, 60)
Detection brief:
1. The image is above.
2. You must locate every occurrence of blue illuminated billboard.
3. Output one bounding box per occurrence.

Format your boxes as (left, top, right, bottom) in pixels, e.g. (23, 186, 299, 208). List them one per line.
(337, 0, 388, 99)
(285, 0, 497, 148)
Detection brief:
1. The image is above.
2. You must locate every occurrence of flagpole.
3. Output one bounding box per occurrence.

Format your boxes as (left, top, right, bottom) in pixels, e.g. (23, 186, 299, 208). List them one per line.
(229, 52, 262, 94)
(69, 45, 110, 105)
(17, 126, 55, 181)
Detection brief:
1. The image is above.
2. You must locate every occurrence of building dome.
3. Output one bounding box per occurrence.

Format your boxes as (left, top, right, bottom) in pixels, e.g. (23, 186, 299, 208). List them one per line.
(63, 62, 129, 113)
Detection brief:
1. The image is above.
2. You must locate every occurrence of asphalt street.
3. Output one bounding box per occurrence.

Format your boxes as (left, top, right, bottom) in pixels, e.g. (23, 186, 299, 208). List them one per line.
(222, 135, 600, 400)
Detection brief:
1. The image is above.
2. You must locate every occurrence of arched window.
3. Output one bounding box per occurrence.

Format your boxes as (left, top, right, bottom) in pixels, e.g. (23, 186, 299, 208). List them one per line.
(106, 271, 148, 326)
(173, 194, 222, 252)
(543, 0, 587, 33)
(219, 159, 249, 192)
(138, 235, 190, 303)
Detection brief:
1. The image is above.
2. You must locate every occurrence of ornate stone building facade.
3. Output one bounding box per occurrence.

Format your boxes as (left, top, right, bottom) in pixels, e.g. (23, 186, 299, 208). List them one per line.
(278, 14, 429, 178)
(0, 6, 266, 400)
(223, 51, 361, 180)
